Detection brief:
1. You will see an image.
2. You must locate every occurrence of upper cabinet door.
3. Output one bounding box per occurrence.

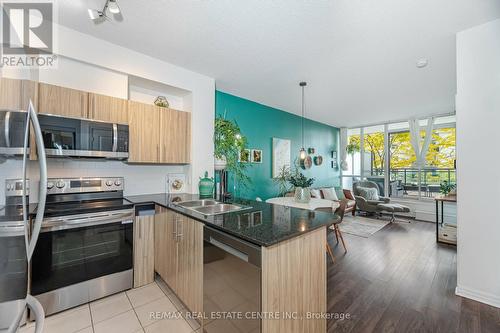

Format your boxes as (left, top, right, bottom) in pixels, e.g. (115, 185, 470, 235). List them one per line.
(0, 78, 38, 111)
(0, 77, 23, 110)
(128, 101, 160, 163)
(160, 108, 191, 164)
(38, 83, 88, 118)
(88, 93, 128, 123)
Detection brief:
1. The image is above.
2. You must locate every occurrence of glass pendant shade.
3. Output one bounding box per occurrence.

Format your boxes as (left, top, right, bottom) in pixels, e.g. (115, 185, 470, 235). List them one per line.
(299, 148, 307, 160)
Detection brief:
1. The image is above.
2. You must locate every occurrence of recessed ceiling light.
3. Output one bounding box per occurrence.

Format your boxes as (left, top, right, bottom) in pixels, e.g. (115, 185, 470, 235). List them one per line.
(416, 59, 429, 68)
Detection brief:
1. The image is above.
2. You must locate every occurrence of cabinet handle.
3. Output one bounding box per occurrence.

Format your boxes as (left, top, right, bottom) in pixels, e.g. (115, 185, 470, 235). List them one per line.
(176, 216, 183, 242)
(157, 144, 159, 161)
(138, 219, 142, 239)
(173, 214, 177, 240)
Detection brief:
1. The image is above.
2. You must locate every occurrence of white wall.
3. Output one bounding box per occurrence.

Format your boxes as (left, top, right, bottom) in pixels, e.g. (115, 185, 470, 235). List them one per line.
(1, 24, 215, 203)
(456, 18, 500, 308)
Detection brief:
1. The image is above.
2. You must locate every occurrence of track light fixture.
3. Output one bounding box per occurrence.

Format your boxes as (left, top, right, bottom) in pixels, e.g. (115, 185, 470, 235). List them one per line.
(88, 0, 121, 21)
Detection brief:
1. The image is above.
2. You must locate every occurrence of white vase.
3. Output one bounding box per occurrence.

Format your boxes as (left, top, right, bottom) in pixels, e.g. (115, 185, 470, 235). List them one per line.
(294, 187, 311, 203)
(214, 156, 227, 171)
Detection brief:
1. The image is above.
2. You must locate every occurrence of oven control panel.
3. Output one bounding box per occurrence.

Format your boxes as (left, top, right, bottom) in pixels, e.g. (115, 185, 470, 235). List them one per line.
(46, 177, 124, 194)
(5, 179, 30, 197)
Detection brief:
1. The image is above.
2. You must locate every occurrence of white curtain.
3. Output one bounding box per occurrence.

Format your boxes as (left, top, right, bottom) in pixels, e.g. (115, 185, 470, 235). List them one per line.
(409, 117, 435, 168)
(339, 127, 348, 170)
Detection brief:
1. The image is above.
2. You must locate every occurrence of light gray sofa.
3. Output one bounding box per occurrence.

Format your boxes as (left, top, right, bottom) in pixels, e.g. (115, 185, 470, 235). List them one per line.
(353, 181, 390, 214)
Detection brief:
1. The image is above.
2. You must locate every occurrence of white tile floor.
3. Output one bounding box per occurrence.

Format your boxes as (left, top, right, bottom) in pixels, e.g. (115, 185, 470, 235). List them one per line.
(19, 280, 199, 333)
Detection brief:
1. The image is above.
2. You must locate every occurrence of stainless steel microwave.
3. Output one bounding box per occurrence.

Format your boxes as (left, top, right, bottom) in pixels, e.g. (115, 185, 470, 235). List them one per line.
(0, 110, 29, 156)
(38, 114, 129, 159)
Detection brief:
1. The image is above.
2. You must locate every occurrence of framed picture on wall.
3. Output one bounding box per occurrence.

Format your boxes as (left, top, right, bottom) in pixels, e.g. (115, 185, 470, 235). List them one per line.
(239, 149, 251, 163)
(272, 138, 291, 177)
(331, 150, 338, 169)
(251, 149, 263, 163)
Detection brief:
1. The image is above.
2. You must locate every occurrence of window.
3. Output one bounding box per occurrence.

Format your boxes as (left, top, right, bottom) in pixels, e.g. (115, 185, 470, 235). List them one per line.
(341, 128, 361, 189)
(342, 115, 456, 200)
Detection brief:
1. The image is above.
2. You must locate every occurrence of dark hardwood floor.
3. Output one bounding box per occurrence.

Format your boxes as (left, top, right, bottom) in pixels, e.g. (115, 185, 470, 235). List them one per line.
(327, 218, 500, 333)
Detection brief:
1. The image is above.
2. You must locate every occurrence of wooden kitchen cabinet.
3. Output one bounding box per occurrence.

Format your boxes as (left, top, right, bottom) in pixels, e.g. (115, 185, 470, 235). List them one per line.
(0, 78, 38, 111)
(133, 214, 155, 288)
(38, 82, 88, 118)
(89, 93, 128, 123)
(0, 77, 23, 110)
(176, 214, 203, 314)
(127, 101, 161, 163)
(154, 209, 203, 315)
(154, 208, 178, 291)
(159, 108, 191, 164)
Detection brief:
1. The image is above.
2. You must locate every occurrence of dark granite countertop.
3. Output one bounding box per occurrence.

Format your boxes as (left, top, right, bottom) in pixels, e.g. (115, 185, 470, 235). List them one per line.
(125, 193, 340, 247)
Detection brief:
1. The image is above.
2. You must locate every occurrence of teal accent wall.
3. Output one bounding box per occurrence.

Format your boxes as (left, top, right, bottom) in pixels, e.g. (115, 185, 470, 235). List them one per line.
(215, 91, 341, 200)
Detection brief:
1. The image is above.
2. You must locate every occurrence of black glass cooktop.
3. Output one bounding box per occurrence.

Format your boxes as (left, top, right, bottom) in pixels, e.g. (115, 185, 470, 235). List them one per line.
(35, 198, 134, 218)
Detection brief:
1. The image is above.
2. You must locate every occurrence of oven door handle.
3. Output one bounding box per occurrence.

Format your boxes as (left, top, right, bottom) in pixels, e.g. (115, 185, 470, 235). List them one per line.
(41, 210, 134, 232)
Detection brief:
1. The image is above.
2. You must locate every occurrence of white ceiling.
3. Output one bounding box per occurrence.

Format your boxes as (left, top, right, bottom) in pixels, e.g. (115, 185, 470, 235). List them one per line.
(57, 0, 500, 127)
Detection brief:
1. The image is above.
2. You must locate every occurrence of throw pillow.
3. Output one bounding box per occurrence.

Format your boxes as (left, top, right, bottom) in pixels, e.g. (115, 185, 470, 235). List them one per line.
(310, 189, 321, 199)
(357, 187, 379, 201)
(321, 187, 339, 201)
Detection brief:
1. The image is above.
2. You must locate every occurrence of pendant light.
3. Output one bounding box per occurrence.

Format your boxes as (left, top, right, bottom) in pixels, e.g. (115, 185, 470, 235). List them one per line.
(299, 82, 307, 160)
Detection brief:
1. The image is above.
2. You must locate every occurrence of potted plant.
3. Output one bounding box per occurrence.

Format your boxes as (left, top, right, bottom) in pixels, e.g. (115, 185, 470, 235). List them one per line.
(440, 180, 456, 196)
(214, 114, 250, 187)
(289, 172, 315, 203)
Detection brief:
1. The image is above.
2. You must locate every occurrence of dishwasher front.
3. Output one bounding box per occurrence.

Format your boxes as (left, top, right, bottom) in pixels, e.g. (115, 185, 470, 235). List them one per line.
(203, 226, 261, 333)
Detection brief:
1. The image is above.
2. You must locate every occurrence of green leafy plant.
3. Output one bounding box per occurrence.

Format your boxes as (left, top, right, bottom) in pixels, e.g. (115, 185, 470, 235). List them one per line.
(289, 172, 315, 188)
(346, 141, 360, 155)
(214, 114, 250, 187)
(439, 180, 456, 195)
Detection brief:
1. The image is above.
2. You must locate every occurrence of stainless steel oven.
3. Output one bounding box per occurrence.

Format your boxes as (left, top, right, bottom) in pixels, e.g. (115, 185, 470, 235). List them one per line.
(31, 208, 134, 316)
(38, 114, 129, 159)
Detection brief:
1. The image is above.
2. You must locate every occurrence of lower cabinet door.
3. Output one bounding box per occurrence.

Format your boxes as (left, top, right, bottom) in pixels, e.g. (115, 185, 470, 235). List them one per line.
(133, 215, 155, 288)
(176, 216, 203, 314)
(154, 209, 178, 291)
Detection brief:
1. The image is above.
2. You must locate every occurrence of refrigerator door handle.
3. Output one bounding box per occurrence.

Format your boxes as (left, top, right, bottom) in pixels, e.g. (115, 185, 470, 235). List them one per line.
(22, 100, 47, 261)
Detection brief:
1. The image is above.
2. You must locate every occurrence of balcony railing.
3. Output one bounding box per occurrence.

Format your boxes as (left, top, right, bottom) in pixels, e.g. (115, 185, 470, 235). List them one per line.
(369, 168, 456, 198)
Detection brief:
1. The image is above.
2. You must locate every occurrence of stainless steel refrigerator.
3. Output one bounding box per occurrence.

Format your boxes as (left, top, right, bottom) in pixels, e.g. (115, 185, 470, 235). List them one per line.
(0, 101, 47, 333)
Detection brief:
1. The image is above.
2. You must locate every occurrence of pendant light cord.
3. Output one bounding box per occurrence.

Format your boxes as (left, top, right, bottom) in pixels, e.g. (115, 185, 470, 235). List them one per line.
(301, 84, 305, 148)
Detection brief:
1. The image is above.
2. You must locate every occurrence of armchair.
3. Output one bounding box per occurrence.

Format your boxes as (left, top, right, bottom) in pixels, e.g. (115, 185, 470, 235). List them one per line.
(353, 181, 390, 214)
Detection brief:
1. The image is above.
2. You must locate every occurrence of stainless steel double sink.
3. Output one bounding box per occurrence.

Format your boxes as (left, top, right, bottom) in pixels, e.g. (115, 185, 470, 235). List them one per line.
(174, 199, 251, 216)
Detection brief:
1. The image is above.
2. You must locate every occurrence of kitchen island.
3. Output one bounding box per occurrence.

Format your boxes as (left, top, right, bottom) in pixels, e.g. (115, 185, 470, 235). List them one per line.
(126, 193, 339, 333)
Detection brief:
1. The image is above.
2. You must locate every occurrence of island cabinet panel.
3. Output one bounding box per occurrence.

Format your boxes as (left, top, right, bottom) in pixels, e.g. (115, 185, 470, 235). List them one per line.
(88, 93, 128, 123)
(176, 214, 203, 314)
(38, 83, 88, 118)
(261, 227, 327, 333)
(159, 108, 191, 164)
(154, 208, 178, 291)
(133, 214, 155, 288)
(128, 101, 161, 163)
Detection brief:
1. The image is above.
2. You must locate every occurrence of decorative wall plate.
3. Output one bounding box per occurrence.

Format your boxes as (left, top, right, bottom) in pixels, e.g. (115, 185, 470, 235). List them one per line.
(301, 156, 313, 169)
(314, 155, 323, 166)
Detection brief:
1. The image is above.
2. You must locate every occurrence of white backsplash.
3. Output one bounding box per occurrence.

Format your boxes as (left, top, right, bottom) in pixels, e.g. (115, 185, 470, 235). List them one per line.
(0, 159, 189, 204)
